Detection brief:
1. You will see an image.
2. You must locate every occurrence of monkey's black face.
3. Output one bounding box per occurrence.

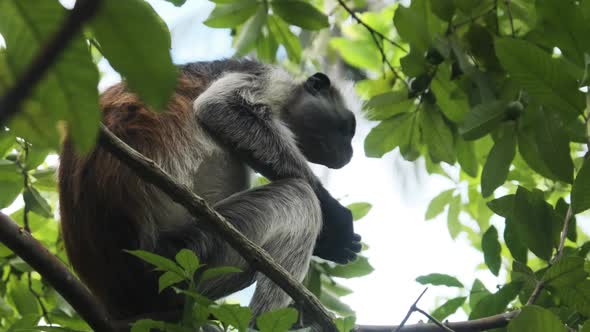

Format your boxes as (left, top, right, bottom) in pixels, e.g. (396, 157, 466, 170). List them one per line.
(285, 73, 356, 169)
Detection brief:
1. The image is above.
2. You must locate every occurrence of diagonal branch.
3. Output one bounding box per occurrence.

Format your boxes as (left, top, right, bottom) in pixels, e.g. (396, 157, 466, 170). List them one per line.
(98, 124, 339, 332)
(0, 0, 101, 127)
(0, 213, 114, 331)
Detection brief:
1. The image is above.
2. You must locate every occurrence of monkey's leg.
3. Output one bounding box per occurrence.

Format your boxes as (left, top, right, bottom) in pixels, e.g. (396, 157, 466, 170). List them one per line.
(198, 178, 322, 316)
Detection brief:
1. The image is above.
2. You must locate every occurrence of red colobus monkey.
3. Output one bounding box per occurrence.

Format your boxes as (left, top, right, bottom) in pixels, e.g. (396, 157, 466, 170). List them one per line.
(59, 59, 361, 322)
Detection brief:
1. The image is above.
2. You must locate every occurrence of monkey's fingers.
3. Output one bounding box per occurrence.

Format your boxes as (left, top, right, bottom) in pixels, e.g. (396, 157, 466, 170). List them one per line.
(349, 240, 362, 253)
(352, 233, 361, 243)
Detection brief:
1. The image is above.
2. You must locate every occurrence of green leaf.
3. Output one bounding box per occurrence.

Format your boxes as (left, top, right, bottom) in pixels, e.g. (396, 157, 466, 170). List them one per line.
(320, 291, 353, 316)
(8, 278, 39, 316)
(482, 226, 501, 276)
(0, 160, 23, 208)
(209, 304, 252, 332)
(331, 38, 382, 72)
(0, 0, 100, 153)
(495, 38, 584, 119)
(92, 0, 177, 111)
(365, 112, 415, 158)
(469, 279, 490, 310)
(459, 100, 508, 140)
(324, 256, 373, 278)
(481, 124, 516, 197)
(504, 218, 528, 263)
(204, 0, 259, 28)
(422, 105, 455, 164)
(23, 186, 52, 218)
(572, 160, 590, 214)
(543, 256, 587, 289)
(334, 316, 356, 332)
(456, 137, 478, 177)
(431, 68, 469, 122)
(415, 273, 463, 288)
(125, 250, 183, 275)
(175, 249, 200, 277)
(430, 0, 455, 21)
(347, 202, 372, 221)
(267, 15, 302, 63)
(554, 279, 590, 316)
(199, 266, 242, 283)
(234, 6, 267, 56)
(447, 194, 461, 239)
(508, 305, 567, 332)
(512, 187, 558, 261)
(431, 297, 466, 321)
(394, 0, 445, 54)
(256, 308, 298, 332)
(165, 0, 187, 6)
(158, 271, 184, 293)
(271, 0, 329, 30)
(425, 189, 454, 220)
(362, 90, 414, 121)
(487, 194, 515, 218)
(470, 282, 520, 319)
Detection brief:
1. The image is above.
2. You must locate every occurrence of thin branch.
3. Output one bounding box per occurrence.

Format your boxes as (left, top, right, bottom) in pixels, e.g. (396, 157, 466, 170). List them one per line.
(98, 125, 338, 332)
(0, 0, 101, 127)
(504, 0, 516, 37)
(414, 308, 455, 332)
(0, 213, 114, 331)
(356, 310, 520, 332)
(450, 4, 497, 31)
(394, 288, 428, 332)
(336, 0, 407, 53)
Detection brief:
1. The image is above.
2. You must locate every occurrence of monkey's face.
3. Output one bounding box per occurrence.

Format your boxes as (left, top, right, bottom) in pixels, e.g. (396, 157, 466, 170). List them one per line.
(286, 73, 356, 169)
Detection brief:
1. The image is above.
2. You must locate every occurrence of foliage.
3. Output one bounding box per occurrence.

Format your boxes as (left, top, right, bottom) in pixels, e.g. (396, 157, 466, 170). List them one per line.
(2, 0, 590, 331)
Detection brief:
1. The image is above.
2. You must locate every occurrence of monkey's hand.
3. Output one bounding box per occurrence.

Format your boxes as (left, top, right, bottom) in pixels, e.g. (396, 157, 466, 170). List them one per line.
(313, 186, 362, 264)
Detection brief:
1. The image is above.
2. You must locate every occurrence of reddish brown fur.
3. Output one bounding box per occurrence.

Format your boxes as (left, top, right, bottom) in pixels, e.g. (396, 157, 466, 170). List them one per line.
(59, 74, 206, 319)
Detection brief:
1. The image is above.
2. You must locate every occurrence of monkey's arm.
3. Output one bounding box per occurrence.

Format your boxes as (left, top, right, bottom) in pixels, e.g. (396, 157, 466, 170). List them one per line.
(193, 73, 361, 264)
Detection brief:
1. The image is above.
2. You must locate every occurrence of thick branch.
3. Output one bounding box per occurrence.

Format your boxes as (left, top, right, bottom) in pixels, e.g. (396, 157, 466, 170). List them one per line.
(356, 310, 520, 332)
(98, 125, 338, 332)
(0, 213, 114, 331)
(0, 0, 101, 127)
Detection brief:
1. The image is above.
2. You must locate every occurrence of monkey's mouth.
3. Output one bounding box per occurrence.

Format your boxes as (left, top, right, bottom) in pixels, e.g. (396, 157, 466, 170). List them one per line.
(325, 146, 353, 169)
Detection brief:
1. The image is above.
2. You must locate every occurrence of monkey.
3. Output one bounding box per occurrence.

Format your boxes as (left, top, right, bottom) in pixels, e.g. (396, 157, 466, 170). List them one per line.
(58, 59, 361, 324)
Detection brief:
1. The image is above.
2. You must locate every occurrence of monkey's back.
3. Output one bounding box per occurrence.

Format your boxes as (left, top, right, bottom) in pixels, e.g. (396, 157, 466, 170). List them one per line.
(59, 65, 251, 318)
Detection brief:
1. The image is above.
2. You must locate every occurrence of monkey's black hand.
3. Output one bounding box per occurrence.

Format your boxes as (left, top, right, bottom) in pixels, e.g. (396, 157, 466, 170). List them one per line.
(313, 186, 362, 264)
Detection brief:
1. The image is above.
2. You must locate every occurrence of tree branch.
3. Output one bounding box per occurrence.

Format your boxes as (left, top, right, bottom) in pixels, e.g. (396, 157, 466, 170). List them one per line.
(0, 213, 114, 331)
(98, 124, 338, 332)
(0, 0, 101, 127)
(355, 310, 520, 332)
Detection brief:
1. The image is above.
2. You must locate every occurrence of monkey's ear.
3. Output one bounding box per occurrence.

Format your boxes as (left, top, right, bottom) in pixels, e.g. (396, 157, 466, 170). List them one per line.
(304, 72, 331, 94)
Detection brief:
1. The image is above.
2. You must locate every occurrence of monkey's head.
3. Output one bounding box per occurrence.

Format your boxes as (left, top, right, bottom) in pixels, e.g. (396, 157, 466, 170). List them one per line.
(284, 73, 356, 169)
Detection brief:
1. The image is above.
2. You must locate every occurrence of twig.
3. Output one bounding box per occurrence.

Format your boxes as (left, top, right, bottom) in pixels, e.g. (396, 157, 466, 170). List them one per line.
(394, 288, 428, 332)
(0, 0, 101, 127)
(450, 4, 497, 30)
(0, 213, 114, 331)
(414, 308, 455, 332)
(504, 0, 515, 37)
(356, 310, 520, 332)
(28, 272, 52, 325)
(336, 0, 407, 53)
(98, 125, 338, 332)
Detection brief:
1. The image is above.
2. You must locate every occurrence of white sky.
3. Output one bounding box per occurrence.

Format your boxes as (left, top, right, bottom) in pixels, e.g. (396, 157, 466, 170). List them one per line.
(2, 0, 506, 327)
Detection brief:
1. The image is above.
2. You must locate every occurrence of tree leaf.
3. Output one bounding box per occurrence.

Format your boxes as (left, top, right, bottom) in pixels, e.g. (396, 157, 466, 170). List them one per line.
(234, 6, 267, 56)
(425, 189, 454, 220)
(431, 297, 466, 321)
(23, 186, 52, 218)
(482, 226, 501, 276)
(204, 0, 259, 28)
(362, 90, 414, 120)
(256, 307, 298, 332)
(481, 124, 516, 197)
(459, 100, 508, 140)
(271, 0, 329, 30)
(495, 38, 584, 119)
(365, 112, 417, 158)
(456, 137, 478, 177)
(508, 305, 567, 332)
(394, 0, 445, 54)
(470, 282, 520, 319)
(543, 256, 587, 289)
(209, 304, 252, 332)
(0, 0, 100, 153)
(92, 0, 177, 111)
(158, 271, 184, 293)
(164, 0, 187, 6)
(554, 279, 590, 316)
(325, 256, 373, 279)
(431, 67, 469, 122)
(415, 273, 463, 288)
(422, 105, 455, 164)
(513, 187, 557, 261)
(504, 218, 528, 263)
(469, 279, 490, 310)
(487, 194, 515, 218)
(347, 202, 372, 221)
(447, 195, 461, 239)
(430, 0, 455, 22)
(267, 15, 302, 63)
(572, 159, 590, 214)
(331, 38, 382, 72)
(199, 266, 242, 284)
(334, 316, 356, 332)
(175, 249, 201, 277)
(125, 250, 183, 275)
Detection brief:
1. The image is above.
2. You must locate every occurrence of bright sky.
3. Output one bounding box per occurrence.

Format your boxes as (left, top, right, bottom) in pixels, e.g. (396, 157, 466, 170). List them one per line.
(6, 0, 504, 327)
